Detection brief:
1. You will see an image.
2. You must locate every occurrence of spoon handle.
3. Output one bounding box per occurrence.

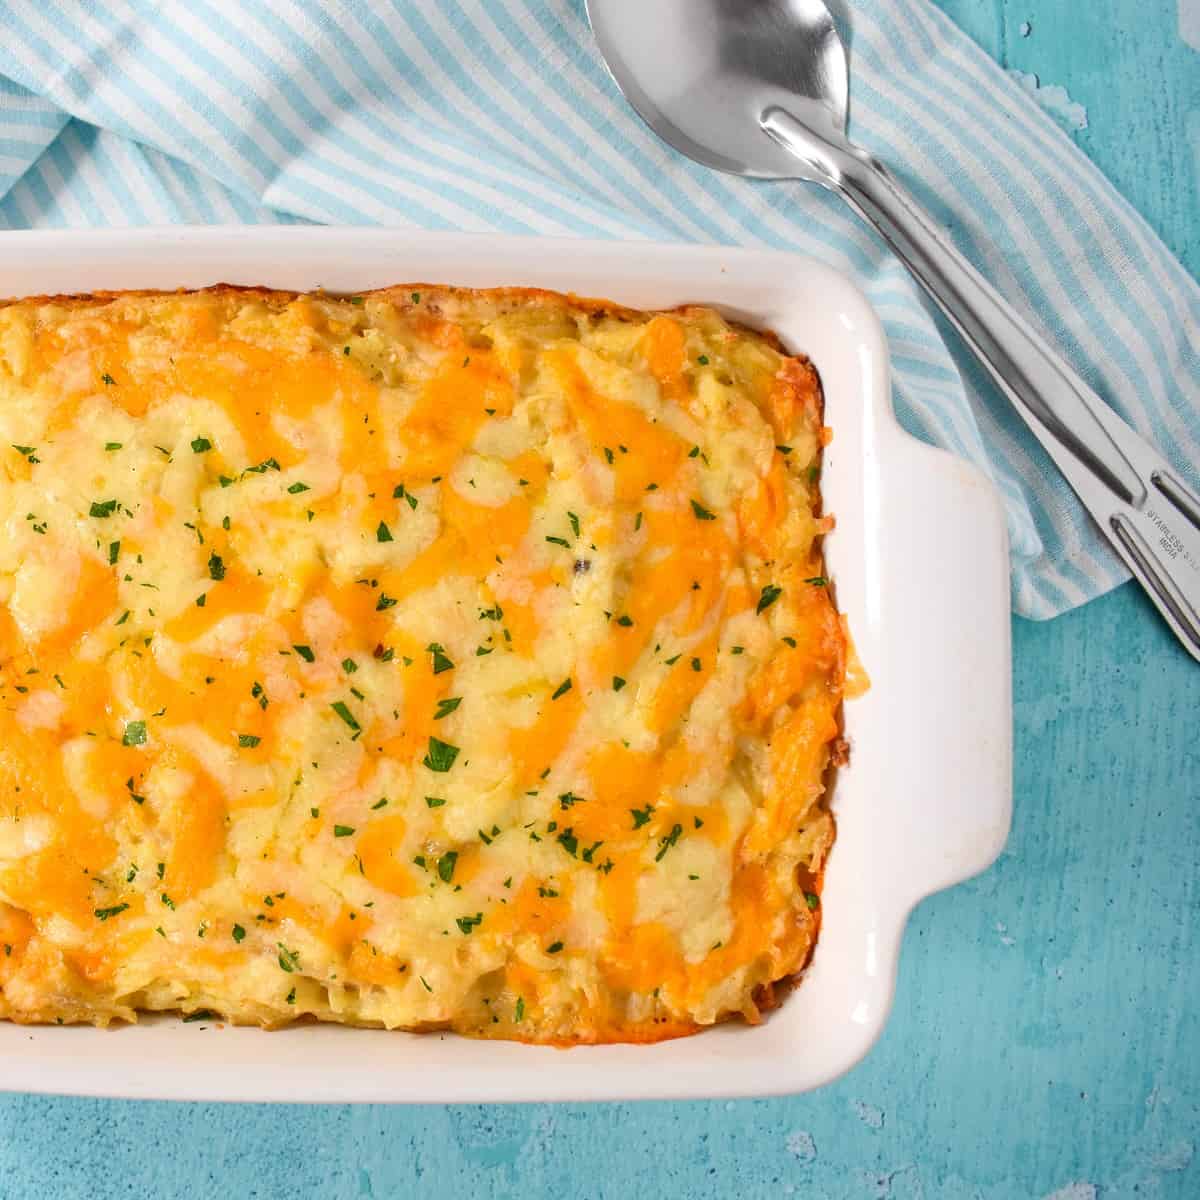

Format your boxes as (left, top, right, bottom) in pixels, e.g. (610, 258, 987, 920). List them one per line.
(762, 108, 1200, 659)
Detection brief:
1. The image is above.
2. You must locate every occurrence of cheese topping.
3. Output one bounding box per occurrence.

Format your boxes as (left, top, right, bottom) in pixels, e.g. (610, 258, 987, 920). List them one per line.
(0, 286, 844, 1042)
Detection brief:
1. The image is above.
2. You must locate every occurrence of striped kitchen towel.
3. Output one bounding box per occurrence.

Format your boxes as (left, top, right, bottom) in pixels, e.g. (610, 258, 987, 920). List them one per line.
(0, 0, 1196, 618)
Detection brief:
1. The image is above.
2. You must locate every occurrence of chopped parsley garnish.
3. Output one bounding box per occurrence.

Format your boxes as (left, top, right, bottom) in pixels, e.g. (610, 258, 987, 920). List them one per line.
(556, 828, 578, 857)
(191, 437, 212, 453)
(655, 823, 683, 861)
(550, 678, 572, 700)
(330, 700, 361, 732)
(160, 893, 176, 910)
(428, 643, 454, 674)
(546, 941, 564, 955)
(341, 658, 358, 674)
(456, 912, 482, 934)
(105, 442, 122, 451)
(612, 676, 626, 692)
(514, 997, 525, 1022)
(207, 552, 226, 581)
(805, 892, 821, 910)
(287, 481, 310, 494)
(375, 593, 397, 610)
(545, 535, 570, 548)
(615, 615, 633, 627)
(376, 520, 393, 542)
(697, 354, 709, 365)
(425, 796, 446, 808)
(691, 657, 702, 672)
(94, 903, 129, 921)
(232, 924, 246, 943)
(434, 696, 462, 720)
(690, 499, 716, 521)
(122, 720, 147, 747)
(292, 644, 315, 662)
(422, 736, 460, 773)
(756, 583, 782, 614)
(108, 540, 120, 565)
(101, 373, 116, 386)
(89, 499, 118, 518)
(631, 806, 654, 829)
(567, 511, 580, 537)
(776, 444, 792, 455)
(393, 483, 419, 509)
(237, 733, 261, 748)
(334, 824, 355, 838)
(437, 851, 458, 883)
(688, 445, 700, 458)
(804, 576, 828, 587)
(277, 944, 300, 973)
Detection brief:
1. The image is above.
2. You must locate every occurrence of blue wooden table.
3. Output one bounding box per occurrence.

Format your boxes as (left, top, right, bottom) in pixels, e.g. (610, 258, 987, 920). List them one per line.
(1, 3, 1196, 1197)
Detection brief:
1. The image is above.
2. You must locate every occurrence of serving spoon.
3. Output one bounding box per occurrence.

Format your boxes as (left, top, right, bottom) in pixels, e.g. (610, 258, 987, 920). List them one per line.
(587, 0, 1200, 661)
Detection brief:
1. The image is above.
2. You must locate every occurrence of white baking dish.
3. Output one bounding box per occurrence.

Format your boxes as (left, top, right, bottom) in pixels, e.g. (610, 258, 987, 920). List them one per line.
(0, 227, 1011, 1102)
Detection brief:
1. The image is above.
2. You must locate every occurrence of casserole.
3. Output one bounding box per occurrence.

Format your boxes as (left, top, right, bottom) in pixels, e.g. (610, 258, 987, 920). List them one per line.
(0, 227, 1011, 1101)
(0, 283, 842, 1042)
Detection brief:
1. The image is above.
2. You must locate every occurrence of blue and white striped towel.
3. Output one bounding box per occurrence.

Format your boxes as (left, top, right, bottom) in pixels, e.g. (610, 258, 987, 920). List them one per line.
(0, 1, 1196, 618)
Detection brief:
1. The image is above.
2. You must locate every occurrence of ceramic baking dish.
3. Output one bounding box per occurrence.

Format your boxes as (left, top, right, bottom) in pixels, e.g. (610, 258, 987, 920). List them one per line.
(0, 227, 1011, 1102)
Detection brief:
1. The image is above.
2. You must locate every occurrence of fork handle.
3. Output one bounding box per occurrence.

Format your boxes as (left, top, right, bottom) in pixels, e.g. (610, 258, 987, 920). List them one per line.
(762, 107, 1200, 660)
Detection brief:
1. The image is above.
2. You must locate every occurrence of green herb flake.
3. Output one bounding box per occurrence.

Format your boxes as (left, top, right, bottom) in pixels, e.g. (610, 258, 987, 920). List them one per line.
(655, 823, 684, 862)
(434, 696, 462, 720)
(101, 372, 116, 386)
(108, 540, 121, 565)
(94, 903, 129, 922)
(546, 941, 564, 955)
(514, 996, 525, 1022)
(122, 720, 147, 747)
(567, 511, 580, 537)
(376, 520, 393, 542)
(341, 658, 358, 674)
(631, 806, 654, 830)
(423, 736, 460, 773)
(690, 499, 717, 521)
(191, 437, 212, 453)
(697, 354, 709, 365)
(277, 944, 300, 972)
(376, 593, 397, 611)
(232, 924, 246, 943)
(545, 535, 570, 548)
(804, 576, 828, 587)
(334, 824, 355, 838)
(425, 796, 446, 808)
(550, 678, 572, 701)
(756, 583, 782, 614)
(89, 499, 118, 518)
(208, 552, 226, 581)
(805, 892, 821, 911)
(456, 912, 482, 934)
(287, 481, 311, 494)
(428, 643, 454, 674)
(438, 851, 458, 883)
(293, 644, 315, 662)
(330, 701, 361, 734)
(237, 733, 261, 748)
(612, 676, 626, 692)
(105, 441, 122, 452)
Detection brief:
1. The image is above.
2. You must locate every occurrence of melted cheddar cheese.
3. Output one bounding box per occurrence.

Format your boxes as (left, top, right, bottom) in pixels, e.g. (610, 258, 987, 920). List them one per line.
(0, 285, 844, 1042)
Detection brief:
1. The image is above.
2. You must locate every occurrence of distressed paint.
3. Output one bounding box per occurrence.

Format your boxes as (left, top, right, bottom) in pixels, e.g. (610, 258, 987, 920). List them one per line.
(0, 1, 1197, 1197)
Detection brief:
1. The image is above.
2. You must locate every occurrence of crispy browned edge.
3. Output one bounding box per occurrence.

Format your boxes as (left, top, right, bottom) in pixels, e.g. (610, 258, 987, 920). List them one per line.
(0, 282, 843, 1042)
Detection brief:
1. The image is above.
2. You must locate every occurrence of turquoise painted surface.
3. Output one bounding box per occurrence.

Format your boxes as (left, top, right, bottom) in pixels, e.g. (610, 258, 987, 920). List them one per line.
(0, 2, 1197, 1197)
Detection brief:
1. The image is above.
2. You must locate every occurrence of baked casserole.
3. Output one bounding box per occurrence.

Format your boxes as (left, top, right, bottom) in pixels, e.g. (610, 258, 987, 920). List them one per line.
(0, 285, 845, 1043)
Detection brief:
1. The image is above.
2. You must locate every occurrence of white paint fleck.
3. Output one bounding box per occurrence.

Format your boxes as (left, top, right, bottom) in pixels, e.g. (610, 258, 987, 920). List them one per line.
(786, 1130, 817, 1162)
(852, 1099, 885, 1129)
(1019, 20, 1032, 37)
(1041, 1184, 1096, 1200)
(1007, 70, 1089, 132)
(1181, 0, 1200, 50)
(1149, 1139, 1194, 1171)
(995, 920, 1016, 947)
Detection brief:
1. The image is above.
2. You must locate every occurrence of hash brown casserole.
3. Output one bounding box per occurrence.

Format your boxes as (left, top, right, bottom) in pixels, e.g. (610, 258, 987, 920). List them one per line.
(0, 285, 845, 1043)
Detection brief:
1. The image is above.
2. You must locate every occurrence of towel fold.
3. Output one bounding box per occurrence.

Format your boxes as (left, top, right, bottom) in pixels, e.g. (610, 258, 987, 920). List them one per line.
(0, 0, 1196, 617)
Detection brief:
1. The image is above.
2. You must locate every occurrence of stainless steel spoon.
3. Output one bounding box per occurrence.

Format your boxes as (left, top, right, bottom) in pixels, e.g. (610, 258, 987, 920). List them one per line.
(587, 0, 1200, 661)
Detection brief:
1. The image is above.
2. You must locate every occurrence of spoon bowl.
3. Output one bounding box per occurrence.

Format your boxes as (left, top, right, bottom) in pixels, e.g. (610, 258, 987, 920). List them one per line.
(588, 0, 847, 181)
